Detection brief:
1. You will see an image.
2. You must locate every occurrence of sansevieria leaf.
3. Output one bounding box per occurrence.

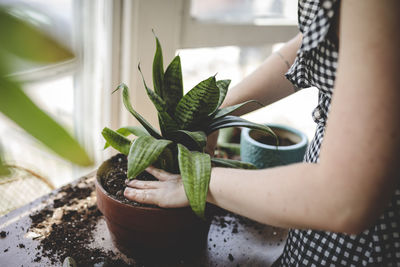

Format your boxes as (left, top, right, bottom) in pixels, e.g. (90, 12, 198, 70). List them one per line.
(0, 78, 92, 166)
(138, 64, 167, 113)
(158, 111, 179, 136)
(168, 130, 207, 152)
(104, 126, 149, 149)
(102, 127, 131, 155)
(212, 100, 262, 119)
(178, 144, 211, 219)
(215, 79, 231, 110)
(206, 115, 276, 139)
(157, 146, 177, 174)
(175, 76, 220, 129)
(152, 33, 164, 98)
(118, 84, 162, 139)
(211, 158, 257, 169)
(115, 126, 149, 137)
(163, 55, 183, 114)
(127, 136, 172, 179)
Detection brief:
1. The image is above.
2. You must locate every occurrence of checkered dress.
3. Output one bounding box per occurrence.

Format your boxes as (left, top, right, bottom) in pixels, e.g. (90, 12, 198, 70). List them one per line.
(276, 0, 400, 266)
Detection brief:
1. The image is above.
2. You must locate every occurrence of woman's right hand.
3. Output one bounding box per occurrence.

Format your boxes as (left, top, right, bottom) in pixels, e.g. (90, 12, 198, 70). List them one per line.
(205, 131, 219, 157)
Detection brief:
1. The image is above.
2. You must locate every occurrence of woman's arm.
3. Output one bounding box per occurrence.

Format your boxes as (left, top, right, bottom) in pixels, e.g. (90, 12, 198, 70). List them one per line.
(206, 33, 302, 154)
(207, 0, 400, 234)
(125, 0, 400, 234)
(220, 33, 302, 116)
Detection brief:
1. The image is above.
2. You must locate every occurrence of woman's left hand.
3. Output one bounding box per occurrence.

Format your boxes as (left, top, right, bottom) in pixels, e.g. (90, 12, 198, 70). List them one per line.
(124, 166, 189, 208)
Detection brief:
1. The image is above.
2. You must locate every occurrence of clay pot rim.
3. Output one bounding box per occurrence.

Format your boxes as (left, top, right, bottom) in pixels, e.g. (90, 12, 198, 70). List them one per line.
(242, 123, 308, 151)
(95, 158, 192, 213)
(96, 172, 170, 211)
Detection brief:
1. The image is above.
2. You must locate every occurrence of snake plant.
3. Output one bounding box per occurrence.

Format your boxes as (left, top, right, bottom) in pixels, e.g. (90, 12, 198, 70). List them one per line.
(102, 35, 275, 218)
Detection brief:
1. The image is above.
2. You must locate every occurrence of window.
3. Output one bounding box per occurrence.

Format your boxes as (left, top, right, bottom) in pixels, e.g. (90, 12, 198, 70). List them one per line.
(2, 0, 316, 191)
(0, 0, 121, 187)
(190, 0, 297, 24)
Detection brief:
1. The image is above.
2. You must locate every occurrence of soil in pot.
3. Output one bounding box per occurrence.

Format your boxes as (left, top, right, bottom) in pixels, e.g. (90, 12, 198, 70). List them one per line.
(256, 135, 295, 146)
(251, 127, 299, 147)
(100, 153, 157, 207)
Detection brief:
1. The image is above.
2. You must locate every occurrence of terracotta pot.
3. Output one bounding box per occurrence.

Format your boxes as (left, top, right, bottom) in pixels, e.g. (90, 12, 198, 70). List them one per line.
(95, 155, 210, 258)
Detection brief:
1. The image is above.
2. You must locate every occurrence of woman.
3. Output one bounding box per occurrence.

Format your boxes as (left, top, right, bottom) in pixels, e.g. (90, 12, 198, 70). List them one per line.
(124, 0, 400, 265)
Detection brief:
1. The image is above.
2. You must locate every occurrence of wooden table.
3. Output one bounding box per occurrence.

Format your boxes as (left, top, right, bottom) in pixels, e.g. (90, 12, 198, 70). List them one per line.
(0, 172, 287, 267)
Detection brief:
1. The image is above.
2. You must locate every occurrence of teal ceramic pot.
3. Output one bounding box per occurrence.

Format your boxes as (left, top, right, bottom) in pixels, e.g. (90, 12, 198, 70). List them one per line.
(240, 124, 308, 169)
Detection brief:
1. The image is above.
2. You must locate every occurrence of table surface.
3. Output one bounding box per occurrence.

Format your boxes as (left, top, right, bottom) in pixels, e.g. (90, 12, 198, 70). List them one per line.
(0, 172, 287, 267)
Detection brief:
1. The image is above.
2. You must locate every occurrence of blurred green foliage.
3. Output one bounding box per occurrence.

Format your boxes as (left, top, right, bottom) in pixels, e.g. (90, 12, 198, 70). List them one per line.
(0, 6, 92, 176)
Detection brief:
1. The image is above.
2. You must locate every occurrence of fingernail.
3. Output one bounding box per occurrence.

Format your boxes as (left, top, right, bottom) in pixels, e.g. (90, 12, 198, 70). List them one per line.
(124, 187, 135, 196)
(125, 179, 130, 184)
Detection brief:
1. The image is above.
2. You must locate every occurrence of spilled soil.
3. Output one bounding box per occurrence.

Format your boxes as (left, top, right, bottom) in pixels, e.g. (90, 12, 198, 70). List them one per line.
(28, 179, 129, 266)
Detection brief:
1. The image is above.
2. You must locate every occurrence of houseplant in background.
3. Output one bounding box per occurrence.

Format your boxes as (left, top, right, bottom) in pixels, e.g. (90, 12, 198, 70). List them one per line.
(216, 127, 242, 160)
(97, 33, 276, 258)
(0, 6, 92, 177)
(241, 123, 308, 169)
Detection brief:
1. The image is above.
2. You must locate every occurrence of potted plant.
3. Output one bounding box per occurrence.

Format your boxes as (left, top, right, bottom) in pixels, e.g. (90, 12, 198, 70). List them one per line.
(95, 34, 275, 258)
(240, 123, 308, 169)
(216, 127, 242, 160)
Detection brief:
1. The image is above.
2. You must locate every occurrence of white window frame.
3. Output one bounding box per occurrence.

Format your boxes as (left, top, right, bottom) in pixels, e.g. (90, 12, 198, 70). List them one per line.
(4, 0, 300, 171)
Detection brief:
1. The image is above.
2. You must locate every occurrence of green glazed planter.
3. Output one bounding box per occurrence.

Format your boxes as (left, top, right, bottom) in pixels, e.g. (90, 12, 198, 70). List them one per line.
(217, 127, 241, 156)
(240, 124, 308, 169)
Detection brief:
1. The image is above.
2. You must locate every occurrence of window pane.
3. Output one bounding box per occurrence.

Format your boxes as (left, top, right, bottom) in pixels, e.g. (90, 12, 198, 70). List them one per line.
(0, 0, 75, 73)
(190, 0, 297, 24)
(0, 0, 85, 190)
(25, 76, 75, 130)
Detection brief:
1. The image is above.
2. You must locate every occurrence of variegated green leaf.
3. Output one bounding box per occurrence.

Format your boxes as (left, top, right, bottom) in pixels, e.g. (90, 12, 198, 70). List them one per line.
(104, 126, 149, 149)
(138, 64, 167, 113)
(116, 126, 149, 137)
(152, 33, 164, 97)
(178, 144, 211, 219)
(102, 127, 131, 155)
(157, 146, 177, 174)
(206, 115, 276, 140)
(117, 83, 162, 139)
(158, 111, 179, 136)
(163, 55, 184, 114)
(211, 158, 257, 169)
(127, 136, 172, 179)
(212, 100, 262, 119)
(215, 79, 231, 109)
(175, 76, 220, 129)
(168, 130, 207, 151)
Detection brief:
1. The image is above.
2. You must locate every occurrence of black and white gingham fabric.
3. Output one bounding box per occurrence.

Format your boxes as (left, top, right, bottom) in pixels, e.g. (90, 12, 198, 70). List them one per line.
(275, 0, 400, 266)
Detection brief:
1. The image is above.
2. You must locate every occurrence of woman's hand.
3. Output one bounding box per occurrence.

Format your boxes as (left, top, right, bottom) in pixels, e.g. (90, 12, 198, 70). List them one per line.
(124, 166, 189, 208)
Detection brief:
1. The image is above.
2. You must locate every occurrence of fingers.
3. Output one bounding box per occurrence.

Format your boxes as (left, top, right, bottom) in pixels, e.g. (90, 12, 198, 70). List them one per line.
(124, 187, 160, 205)
(145, 166, 180, 181)
(125, 179, 160, 189)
